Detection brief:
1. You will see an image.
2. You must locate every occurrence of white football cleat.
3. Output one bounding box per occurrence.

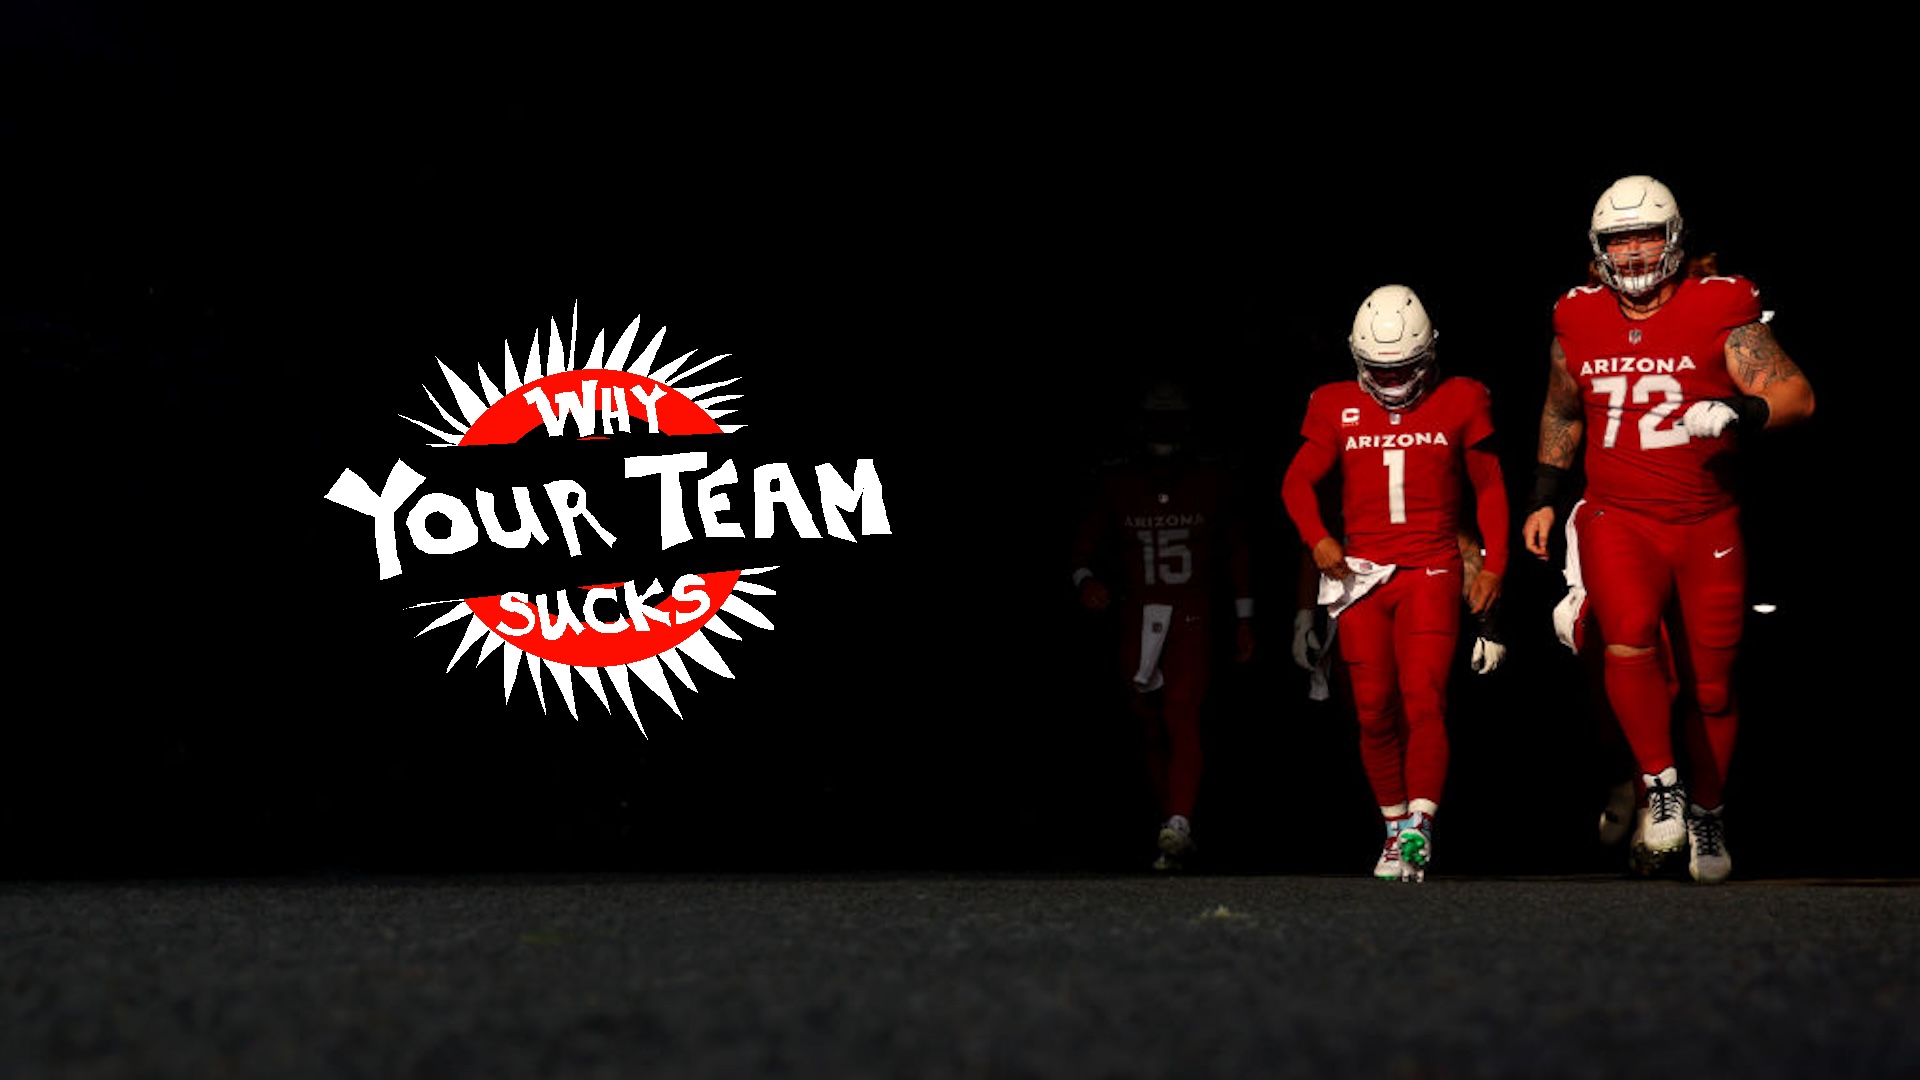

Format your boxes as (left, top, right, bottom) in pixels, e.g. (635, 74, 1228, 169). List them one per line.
(1397, 811, 1434, 883)
(1373, 823, 1403, 882)
(1598, 780, 1637, 848)
(1687, 803, 1732, 885)
(1637, 768, 1689, 853)
(1154, 815, 1195, 871)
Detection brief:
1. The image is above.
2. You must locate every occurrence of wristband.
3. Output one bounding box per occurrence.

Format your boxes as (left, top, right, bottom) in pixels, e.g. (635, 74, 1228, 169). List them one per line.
(1473, 600, 1502, 643)
(1527, 463, 1569, 515)
(1725, 395, 1770, 432)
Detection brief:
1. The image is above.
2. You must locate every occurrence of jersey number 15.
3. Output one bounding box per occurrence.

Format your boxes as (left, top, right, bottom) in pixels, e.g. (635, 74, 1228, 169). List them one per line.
(1135, 527, 1193, 586)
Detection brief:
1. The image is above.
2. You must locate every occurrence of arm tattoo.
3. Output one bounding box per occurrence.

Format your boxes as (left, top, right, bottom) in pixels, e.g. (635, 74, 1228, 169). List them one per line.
(1726, 323, 1806, 395)
(1537, 339, 1583, 468)
(1458, 539, 1483, 603)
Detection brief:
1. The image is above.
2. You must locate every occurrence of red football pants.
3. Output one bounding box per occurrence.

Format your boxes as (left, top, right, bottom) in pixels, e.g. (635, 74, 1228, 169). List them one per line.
(1578, 501, 1745, 807)
(1334, 567, 1460, 810)
(1121, 605, 1212, 821)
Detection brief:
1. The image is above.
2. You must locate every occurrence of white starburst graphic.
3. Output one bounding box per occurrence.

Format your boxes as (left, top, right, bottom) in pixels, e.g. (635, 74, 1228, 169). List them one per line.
(393, 304, 772, 736)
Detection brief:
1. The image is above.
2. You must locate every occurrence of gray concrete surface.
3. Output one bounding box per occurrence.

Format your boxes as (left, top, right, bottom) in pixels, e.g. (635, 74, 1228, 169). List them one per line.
(4, 872, 1914, 1078)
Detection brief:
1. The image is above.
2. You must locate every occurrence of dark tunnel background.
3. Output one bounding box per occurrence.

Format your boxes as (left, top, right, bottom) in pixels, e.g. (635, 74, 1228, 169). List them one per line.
(4, 10, 1901, 880)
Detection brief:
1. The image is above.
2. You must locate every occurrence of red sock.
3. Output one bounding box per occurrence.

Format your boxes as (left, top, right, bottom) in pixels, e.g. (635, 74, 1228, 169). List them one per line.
(1605, 648, 1676, 777)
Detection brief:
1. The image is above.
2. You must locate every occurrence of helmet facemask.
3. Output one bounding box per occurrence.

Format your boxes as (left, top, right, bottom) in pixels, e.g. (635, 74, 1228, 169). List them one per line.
(1357, 353, 1436, 411)
(1144, 419, 1190, 460)
(1592, 223, 1685, 297)
(1137, 379, 1193, 460)
(1589, 175, 1685, 297)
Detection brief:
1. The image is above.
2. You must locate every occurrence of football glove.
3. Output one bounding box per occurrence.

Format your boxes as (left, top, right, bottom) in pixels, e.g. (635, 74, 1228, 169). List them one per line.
(1291, 608, 1324, 672)
(1469, 603, 1506, 675)
(1682, 399, 1738, 438)
(1471, 636, 1507, 675)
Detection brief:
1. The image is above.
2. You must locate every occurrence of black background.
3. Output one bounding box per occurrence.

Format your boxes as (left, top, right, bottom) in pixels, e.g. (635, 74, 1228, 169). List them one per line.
(6, 9, 1900, 879)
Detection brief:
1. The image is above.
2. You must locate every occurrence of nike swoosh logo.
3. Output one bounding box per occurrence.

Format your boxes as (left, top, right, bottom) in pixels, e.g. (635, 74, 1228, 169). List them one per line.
(1714, 547, 1735, 559)
(1426, 568, 1450, 576)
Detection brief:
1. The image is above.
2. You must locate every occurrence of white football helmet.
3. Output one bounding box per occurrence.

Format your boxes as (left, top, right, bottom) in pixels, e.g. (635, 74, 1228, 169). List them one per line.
(1140, 379, 1190, 414)
(1138, 378, 1192, 459)
(1350, 284, 1438, 411)
(1589, 174, 1685, 297)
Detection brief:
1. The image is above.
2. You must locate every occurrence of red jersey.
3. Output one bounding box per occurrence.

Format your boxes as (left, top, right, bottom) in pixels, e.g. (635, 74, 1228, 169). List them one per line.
(1072, 455, 1252, 610)
(1553, 274, 1763, 523)
(1285, 377, 1500, 572)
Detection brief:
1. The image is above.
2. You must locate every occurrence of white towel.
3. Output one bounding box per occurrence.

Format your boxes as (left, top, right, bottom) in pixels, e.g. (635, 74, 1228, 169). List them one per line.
(1317, 557, 1397, 619)
(1303, 557, 1394, 702)
(1133, 602, 1173, 693)
(1553, 499, 1588, 654)
(1307, 614, 1338, 702)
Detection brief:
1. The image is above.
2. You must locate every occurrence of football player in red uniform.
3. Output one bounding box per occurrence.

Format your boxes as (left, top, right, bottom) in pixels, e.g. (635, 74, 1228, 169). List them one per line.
(1281, 285, 1511, 883)
(1521, 176, 1816, 884)
(1071, 380, 1256, 871)
(1561, 253, 1719, 874)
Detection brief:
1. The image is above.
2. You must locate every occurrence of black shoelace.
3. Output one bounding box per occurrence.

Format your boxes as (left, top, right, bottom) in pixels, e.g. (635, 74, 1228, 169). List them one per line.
(1692, 813, 1724, 857)
(1649, 781, 1685, 824)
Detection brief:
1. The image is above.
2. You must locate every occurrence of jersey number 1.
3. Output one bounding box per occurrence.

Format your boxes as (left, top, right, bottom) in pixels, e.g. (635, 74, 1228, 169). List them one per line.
(1382, 449, 1407, 524)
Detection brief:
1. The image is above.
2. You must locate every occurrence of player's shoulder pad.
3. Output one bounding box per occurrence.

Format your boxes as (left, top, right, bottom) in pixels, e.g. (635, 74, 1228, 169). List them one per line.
(1693, 271, 1759, 289)
(1552, 282, 1611, 334)
(1436, 372, 1493, 400)
(1690, 271, 1764, 299)
(1305, 379, 1351, 407)
(1686, 272, 1765, 324)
